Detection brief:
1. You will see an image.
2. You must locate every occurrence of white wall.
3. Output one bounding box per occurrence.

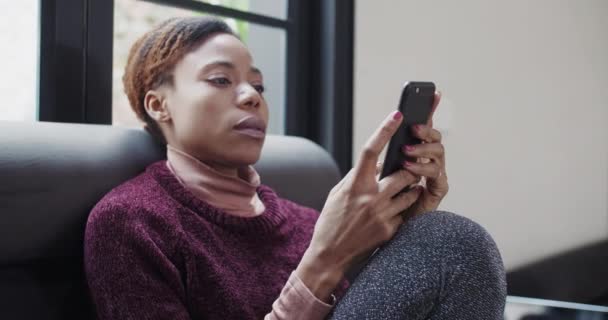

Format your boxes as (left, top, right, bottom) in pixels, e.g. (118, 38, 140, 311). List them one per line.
(0, 0, 38, 121)
(354, 0, 608, 270)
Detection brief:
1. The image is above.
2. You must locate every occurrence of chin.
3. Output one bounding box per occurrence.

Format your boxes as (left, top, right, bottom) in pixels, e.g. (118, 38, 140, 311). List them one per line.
(228, 156, 259, 168)
(226, 134, 265, 165)
(231, 147, 263, 166)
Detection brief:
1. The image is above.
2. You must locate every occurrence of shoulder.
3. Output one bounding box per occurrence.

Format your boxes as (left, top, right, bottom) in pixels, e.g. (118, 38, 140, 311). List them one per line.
(89, 167, 162, 220)
(97, 161, 167, 204)
(86, 162, 182, 252)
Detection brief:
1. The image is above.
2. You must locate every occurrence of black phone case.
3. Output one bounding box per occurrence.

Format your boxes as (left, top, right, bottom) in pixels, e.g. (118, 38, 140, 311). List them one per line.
(380, 81, 436, 181)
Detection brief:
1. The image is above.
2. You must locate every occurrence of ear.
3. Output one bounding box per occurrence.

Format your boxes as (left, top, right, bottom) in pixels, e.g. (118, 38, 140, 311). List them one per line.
(144, 90, 171, 122)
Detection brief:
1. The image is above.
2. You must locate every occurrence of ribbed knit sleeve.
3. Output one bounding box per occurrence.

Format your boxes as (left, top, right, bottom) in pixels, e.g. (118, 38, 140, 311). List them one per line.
(84, 204, 190, 320)
(264, 271, 336, 320)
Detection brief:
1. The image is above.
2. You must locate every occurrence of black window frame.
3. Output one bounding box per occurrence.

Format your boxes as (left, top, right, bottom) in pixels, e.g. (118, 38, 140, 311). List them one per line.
(39, 0, 354, 175)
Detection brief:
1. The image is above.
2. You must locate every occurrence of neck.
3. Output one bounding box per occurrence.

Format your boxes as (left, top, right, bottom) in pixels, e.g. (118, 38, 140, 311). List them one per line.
(207, 162, 239, 178)
(164, 144, 266, 217)
(166, 144, 244, 178)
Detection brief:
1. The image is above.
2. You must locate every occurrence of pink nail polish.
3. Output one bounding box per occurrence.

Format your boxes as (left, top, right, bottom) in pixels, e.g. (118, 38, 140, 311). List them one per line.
(405, 145, 415, 152)
(393, 111, 402, 120)
(403, 161, 412, 168)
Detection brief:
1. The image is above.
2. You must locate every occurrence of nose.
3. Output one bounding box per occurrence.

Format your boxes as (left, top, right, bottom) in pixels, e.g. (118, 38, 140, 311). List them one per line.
(236, 84, 261, 110)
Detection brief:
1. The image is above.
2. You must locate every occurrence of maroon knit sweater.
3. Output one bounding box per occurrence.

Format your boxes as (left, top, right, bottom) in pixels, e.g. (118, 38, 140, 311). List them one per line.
(84, 160, 349, 320)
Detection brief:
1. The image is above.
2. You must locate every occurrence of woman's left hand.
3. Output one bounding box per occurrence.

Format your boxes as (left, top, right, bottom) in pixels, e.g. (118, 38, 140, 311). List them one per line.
(401, 91, 449, 216)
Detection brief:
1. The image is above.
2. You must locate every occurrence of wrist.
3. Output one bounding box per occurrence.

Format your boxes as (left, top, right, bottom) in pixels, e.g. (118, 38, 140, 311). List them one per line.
(295, 248, 345, 304)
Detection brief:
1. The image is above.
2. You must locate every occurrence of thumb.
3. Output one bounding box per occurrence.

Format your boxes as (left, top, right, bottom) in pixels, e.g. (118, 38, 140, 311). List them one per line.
(427, 91, 442, 128)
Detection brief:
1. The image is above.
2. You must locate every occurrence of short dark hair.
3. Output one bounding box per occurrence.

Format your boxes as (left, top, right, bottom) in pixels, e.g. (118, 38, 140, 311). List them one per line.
(122, 17, 235, 144)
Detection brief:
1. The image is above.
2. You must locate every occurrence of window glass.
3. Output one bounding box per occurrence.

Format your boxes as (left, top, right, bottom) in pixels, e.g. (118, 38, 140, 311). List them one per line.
(196, 0, 287, 20)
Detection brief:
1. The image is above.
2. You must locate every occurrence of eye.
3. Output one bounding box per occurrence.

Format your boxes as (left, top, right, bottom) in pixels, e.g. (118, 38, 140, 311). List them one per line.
(208, 77, 232, 86)
(253, 84, 265, 94)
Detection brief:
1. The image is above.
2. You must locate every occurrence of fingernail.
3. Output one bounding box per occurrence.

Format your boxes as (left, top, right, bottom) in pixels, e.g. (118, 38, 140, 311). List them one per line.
(414, 124, 422, 131)
(403, 161, 413, 168)
(403, 145, 415, 153)
(393, 111, 402, 120)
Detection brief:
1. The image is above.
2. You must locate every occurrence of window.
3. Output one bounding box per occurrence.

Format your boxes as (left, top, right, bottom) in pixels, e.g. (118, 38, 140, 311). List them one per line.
(112, 0, 286, 134)
(0, 1, 39, 122)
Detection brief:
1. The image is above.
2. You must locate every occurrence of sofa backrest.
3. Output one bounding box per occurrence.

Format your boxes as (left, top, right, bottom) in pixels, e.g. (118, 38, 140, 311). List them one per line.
(0, 121, 341, 319)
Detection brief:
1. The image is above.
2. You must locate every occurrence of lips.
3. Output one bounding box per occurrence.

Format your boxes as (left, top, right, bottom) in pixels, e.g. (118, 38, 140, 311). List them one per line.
(233, 116, 267, 139)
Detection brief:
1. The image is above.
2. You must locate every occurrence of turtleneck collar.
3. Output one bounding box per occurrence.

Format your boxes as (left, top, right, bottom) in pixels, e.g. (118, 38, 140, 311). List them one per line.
(165, 144, 266, 217)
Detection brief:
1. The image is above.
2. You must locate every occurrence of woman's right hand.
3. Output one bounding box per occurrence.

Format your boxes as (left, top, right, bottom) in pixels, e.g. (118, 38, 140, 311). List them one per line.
(295, 110, 422, 301)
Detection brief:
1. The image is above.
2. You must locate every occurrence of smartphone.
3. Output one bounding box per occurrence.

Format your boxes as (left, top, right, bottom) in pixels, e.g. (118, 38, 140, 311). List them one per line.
(379, 81, 436, 181)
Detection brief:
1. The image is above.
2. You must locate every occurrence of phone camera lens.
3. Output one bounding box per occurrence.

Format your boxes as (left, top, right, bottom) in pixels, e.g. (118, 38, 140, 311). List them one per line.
(415, 87, 420, 93)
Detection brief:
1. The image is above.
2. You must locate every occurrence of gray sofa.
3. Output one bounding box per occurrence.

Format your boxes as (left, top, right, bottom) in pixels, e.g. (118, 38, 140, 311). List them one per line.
(0, 121, 342, 319)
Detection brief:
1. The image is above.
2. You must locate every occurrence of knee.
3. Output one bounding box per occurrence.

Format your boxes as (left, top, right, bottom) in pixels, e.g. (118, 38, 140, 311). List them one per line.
(403, 211, 506, 275)
(407, 210, 507, 290)
(406, 210, 500, 254)
(399, 211, 507, 316)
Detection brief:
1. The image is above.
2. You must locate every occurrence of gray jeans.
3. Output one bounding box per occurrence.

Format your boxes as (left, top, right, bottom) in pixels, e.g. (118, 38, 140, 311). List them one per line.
(327, 211, 507, 320)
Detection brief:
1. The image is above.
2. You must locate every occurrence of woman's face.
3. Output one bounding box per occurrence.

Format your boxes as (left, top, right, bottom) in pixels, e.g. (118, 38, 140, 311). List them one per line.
(157, 33, 269, 172)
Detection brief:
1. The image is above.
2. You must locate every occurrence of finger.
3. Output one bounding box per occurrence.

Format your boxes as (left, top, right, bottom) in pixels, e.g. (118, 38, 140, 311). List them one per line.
(378, 168, 420, 199)
(354, 111, 404, 178)
(411, 124, 442, 143)
(387, 186, 423, 218)
(401, 143, 445, 163)
(427, 91, 442, 128)
(403, 161, 442, 180)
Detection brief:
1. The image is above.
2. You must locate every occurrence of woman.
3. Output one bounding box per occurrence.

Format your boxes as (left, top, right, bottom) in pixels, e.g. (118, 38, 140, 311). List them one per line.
(84, 17, 506, 320)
